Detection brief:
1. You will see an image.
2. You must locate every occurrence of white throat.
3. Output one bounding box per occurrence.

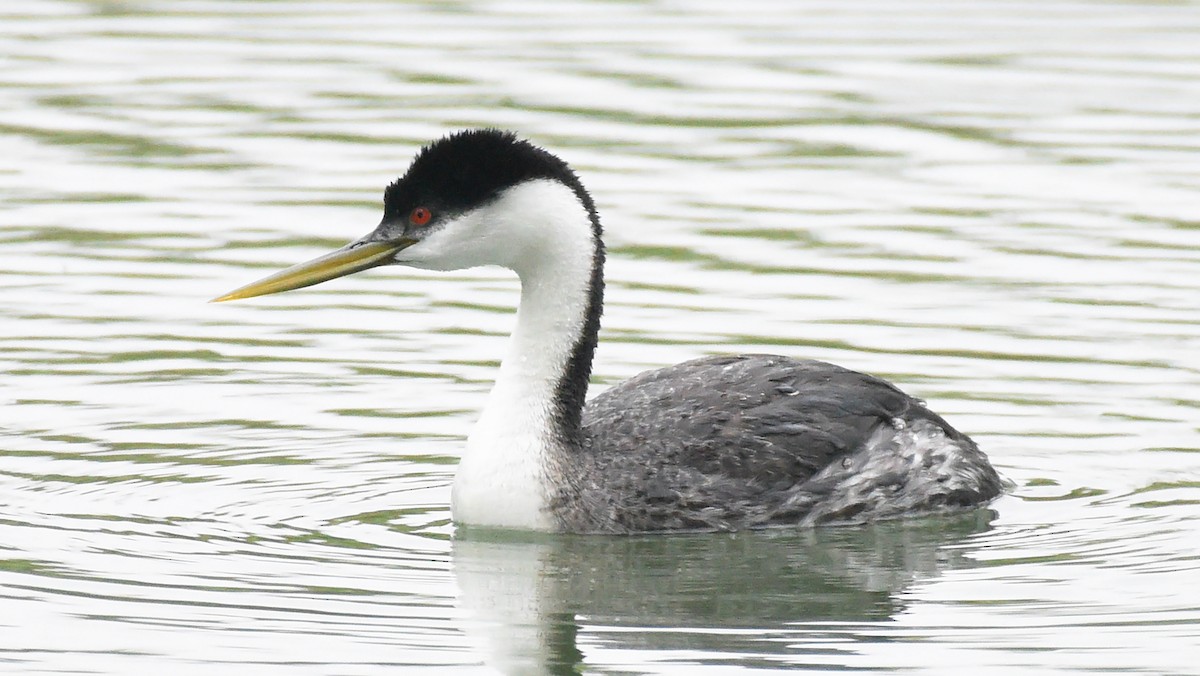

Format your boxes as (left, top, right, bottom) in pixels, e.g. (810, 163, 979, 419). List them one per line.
(441, 180, 599, 531)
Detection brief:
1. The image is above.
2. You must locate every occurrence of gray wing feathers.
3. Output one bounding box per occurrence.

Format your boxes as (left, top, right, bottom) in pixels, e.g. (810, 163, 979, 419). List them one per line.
(555, 354, 999, 533)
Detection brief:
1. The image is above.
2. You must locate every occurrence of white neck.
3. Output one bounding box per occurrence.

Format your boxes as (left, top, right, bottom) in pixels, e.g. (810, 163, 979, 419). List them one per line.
(441, 180, 599, 531)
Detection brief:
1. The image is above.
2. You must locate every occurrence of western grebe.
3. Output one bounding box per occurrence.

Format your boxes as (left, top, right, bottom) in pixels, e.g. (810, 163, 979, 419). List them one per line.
(214, 129, 1002, 533)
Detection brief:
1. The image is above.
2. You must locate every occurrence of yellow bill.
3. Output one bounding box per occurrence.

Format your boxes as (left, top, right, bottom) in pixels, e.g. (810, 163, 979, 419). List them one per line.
(211, 239, 413, 302)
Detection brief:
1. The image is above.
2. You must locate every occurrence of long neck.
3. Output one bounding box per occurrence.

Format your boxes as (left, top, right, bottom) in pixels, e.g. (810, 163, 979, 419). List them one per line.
(484, 182, 604, 448)
(452, 179, 603, 531)
(507, 245, 603, 445)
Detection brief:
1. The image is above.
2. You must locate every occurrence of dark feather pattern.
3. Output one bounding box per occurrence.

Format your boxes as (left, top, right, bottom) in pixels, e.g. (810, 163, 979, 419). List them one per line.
(550, 355, 1002, 533)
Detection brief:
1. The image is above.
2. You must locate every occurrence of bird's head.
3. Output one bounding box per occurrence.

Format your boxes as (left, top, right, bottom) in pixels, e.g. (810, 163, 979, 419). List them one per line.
(213, 129, 598, 302)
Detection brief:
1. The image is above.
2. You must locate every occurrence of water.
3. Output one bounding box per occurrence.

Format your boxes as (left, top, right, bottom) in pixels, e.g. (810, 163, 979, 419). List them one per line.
(2, 0, 1199, 673)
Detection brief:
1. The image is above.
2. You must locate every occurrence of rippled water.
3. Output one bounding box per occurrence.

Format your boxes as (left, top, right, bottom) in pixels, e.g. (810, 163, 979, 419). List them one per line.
(2, 1, 1199, 673)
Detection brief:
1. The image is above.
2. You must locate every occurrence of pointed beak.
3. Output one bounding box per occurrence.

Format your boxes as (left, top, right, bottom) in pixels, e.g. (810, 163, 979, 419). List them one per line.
(211, 238, 415, 303)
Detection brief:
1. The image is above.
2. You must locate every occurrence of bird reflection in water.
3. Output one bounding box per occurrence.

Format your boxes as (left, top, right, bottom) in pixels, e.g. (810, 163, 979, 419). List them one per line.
(452, 510, 995, 674)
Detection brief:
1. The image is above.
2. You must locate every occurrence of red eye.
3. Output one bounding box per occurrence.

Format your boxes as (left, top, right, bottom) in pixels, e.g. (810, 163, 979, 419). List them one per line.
(409, 206, 432, 226)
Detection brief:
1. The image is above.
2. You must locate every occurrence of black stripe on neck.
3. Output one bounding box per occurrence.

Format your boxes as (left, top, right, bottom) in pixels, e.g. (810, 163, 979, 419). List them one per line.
(550, 182, 605, 447)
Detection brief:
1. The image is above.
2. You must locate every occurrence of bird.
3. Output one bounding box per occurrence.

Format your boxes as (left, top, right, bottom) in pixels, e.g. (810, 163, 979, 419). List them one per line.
(214, 129, 1003, 534)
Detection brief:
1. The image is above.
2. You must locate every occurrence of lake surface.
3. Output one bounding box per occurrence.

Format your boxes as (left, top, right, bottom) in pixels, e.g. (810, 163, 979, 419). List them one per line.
(2, 1, 1199, 673)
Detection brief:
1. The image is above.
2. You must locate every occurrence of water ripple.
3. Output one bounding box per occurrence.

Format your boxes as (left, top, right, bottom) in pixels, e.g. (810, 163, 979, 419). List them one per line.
(3, 0, 1199, 673)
